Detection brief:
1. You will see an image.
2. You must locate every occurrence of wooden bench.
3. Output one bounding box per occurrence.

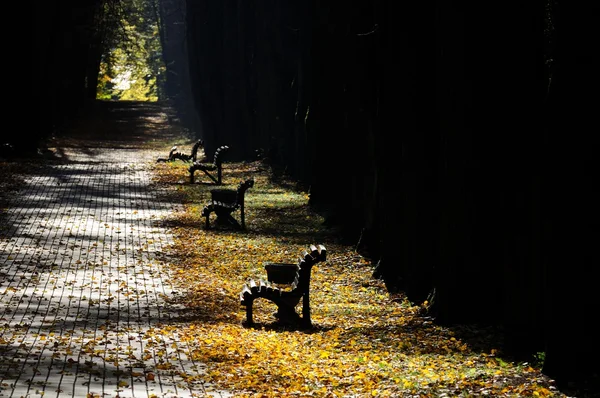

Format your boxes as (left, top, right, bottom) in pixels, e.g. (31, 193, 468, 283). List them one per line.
(201, 178, 254, 229)
(188, 145, 229, 184)
(156, 139, 203, 163)
(240, 244, 327, 328)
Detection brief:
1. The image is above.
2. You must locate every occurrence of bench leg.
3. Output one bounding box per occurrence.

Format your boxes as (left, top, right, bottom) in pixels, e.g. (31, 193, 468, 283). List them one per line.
(244, 303, 254, 325)
(301, 294, 312, 328)
(203, 170, 218, 184)
(225, 214, 241, 229)
(274, 305, 301, 325)
(300, 317, 312, 329)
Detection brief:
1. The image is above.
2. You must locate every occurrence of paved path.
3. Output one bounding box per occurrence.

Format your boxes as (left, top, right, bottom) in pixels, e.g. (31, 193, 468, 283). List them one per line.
(0, 102, 230, 398)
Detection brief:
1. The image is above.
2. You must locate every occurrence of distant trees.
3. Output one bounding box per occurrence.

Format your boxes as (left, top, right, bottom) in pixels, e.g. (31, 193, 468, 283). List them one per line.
(182, 0, 383, 282)
(96, 0, 164, 101)
(21, 0, 108, 154)
(155, 0, 200, 134)
(16, 0, 163, 156)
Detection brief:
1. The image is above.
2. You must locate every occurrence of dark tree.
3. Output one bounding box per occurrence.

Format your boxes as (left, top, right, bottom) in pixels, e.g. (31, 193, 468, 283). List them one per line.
(542, 1, 599, 388)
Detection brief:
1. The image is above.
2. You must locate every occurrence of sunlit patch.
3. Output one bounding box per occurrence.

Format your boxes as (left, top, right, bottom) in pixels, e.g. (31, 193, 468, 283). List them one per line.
(148, 156, 560, 397)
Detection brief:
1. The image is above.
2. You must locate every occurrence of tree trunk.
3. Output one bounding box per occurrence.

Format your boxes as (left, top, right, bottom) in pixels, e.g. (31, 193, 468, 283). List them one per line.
(542, 2, 600, 387)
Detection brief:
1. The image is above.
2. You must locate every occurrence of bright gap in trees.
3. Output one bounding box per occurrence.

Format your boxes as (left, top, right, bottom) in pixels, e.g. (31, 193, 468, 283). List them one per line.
(96, 0, 165, 102)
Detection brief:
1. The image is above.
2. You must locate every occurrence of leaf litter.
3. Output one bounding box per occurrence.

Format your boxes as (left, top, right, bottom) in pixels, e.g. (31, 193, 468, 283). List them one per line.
(0, 129, 572, 397)
(149, 150, 566, 398)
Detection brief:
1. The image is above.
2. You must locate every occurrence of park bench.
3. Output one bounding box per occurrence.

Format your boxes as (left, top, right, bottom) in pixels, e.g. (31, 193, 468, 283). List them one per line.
(188, 145, 229, 184)
(240, 244, 327, 328)
(156, 139, 203, 163)
(201, 178, 254, 230)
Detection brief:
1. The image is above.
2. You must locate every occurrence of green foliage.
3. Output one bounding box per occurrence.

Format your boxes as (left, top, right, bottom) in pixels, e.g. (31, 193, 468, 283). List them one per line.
(96, 0, 164, 101)
(532, 351, 546, 368)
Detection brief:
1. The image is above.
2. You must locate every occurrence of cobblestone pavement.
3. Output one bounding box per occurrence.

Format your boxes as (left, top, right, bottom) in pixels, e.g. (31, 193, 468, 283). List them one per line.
(0, 102, 231, 398)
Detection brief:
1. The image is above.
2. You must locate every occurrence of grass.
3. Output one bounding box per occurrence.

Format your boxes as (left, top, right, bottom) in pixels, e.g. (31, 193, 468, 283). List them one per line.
(148, 141, 568, 398)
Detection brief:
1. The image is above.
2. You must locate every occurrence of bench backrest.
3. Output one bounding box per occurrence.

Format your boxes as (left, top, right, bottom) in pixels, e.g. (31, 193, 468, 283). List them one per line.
(190, 139, 204, 162)
(167, 146, 178, 160)
(291, 244, 327, 294)
(213, 145, 229, 167)
(236, 178, 254, 204)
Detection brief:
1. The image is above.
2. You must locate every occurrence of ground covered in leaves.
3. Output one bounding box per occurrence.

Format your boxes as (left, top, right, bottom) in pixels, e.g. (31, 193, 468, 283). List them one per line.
(147, 138, 571, 398)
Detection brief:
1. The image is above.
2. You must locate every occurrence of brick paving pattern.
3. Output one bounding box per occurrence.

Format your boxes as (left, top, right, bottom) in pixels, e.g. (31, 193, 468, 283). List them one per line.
(0, 106, 231, 397)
